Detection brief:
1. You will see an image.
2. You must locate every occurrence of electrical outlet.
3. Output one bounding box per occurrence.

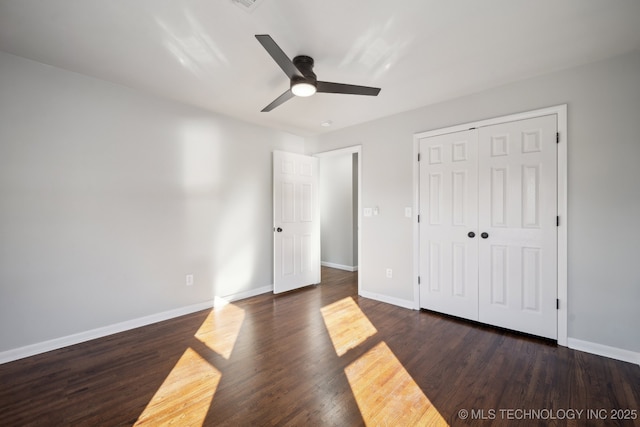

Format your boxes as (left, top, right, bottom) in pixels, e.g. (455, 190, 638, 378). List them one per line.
(364, 208, 373, 217)
(186, 274, 194, 286)
(405, 207, 412, 218)
(386, 268, 393, 279)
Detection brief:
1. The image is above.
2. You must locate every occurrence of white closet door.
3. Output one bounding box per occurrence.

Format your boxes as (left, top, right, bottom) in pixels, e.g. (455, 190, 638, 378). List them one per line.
(477, 115, 557, 339)
(419, 129, 479, 321)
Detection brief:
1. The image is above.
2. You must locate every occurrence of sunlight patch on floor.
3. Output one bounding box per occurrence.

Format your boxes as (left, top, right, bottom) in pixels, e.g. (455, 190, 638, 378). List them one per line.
(321, 297, 448, 426)
(320, 297, 377, 356)
(345, 341, 449, 426)
(195, 303, 245, 359)
(134, 347, 221, 426)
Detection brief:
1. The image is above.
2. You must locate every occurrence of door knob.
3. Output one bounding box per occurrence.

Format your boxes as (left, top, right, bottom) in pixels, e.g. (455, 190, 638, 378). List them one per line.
(276, 227, 283, 232)
(481, 232, 489, 239)
(468, 232, 476, 238)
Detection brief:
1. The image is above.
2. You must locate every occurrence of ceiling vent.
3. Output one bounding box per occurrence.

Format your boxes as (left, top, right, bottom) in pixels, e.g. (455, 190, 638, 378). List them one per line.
(232, 0, 264, 13)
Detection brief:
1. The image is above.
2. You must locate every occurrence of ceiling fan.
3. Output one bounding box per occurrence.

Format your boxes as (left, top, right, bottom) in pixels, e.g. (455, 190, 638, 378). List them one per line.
(255, 34, 381, 112)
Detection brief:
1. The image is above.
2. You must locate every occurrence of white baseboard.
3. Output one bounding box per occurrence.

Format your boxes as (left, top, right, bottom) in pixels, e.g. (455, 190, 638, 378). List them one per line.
(214, 285, 273, 307)
(359, 290, 415, 310)
(568, 338, 640, 366)
(0, 286, 273, 365)
(321, 261, 358, 272)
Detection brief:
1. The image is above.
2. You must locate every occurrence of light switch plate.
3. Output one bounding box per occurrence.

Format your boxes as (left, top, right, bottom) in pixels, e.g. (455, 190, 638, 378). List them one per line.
(364, 208, 372, 217)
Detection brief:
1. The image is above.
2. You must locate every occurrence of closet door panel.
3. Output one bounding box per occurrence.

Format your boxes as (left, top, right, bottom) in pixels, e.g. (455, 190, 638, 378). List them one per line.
(419, 130, 479, 321)
(477, 115, 558, 339)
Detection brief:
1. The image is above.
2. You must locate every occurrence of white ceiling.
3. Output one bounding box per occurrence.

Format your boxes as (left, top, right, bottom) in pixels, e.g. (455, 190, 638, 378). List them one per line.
(1, 0, 639, 136)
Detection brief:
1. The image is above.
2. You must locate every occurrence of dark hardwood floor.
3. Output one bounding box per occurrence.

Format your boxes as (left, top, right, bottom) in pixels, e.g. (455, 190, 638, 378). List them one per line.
(1, 267, 638, 426)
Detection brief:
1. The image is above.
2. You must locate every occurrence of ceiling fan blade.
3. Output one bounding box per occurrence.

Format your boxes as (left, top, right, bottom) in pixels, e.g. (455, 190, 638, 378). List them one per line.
(317, 81, 381, 96)
(255, 35, 302, 80)
(261, 89, 295, 112)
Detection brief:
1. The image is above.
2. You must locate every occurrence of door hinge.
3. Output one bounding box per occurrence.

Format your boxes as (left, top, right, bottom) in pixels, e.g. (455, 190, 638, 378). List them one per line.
(556, 299, 560, 310)
(557, 216, 560, 226)
(417, 153, 421, 162)
(418, 276, 421, 285)
(417, 214, 420, 223)
(556, 132, 560, 143)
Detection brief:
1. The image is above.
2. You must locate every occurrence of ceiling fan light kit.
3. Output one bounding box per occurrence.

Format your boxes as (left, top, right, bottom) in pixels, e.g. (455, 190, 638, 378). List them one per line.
(255, 34, 381, 112)
(291, 82, 316, 97)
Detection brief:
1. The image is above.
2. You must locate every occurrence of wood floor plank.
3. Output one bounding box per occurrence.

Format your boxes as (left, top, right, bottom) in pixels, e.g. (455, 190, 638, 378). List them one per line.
(0, 267, 638, 426)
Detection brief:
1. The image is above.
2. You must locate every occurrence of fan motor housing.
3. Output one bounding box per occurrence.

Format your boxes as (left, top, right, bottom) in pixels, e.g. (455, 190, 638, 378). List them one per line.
(292, 55, 317, 87)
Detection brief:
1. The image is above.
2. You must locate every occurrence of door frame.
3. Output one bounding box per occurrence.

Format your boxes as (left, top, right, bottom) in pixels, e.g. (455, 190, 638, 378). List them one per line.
(314, 145, 362, 295)
(412, 105, 568, 346)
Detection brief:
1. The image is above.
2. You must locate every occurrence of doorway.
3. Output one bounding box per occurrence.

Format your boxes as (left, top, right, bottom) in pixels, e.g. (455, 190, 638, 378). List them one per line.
(316, 146, 362, 293)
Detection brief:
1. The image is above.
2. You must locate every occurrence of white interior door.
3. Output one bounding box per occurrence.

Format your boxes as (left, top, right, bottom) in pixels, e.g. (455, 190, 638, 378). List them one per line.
(419, 129, 479, 321)
(477, 115, 557, 339)
(418, 115, 558, 339)
(273, 151, 320, 293)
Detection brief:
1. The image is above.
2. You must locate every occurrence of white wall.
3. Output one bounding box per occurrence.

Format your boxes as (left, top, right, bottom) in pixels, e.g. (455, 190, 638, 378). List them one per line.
(307, 50, 640, 354)
(0, 52, 304, 354)
(319, 154, 355, 269)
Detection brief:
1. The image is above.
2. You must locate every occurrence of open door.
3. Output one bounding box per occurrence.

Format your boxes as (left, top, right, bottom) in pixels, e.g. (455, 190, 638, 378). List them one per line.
(273, 151, 320, 293)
